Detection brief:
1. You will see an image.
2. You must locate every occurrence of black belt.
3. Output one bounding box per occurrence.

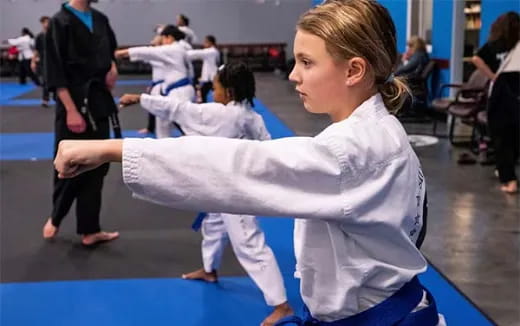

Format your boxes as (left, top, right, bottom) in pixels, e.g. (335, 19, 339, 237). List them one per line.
(79, 79, 122, 138)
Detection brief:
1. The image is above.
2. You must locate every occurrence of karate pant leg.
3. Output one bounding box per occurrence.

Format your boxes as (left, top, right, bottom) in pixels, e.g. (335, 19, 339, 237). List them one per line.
(201, 213, 229, 273)
(223, 214, 287, 306)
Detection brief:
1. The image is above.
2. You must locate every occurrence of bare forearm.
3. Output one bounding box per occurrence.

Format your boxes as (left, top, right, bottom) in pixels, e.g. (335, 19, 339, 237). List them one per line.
(472, 56, 496, 80)
(115, 49, 130, 59)
(56, 88, 78, 113)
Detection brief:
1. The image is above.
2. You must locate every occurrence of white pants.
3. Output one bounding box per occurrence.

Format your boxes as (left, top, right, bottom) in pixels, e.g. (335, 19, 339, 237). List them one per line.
(201, 213, 287, 306)
(155, 84, 195, 139)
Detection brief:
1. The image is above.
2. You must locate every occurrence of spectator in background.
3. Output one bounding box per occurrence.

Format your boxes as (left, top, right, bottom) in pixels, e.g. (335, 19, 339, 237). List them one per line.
(473, 12, 520, 193)
(395, 36, 429, 79)
(32, 16, 52, 107)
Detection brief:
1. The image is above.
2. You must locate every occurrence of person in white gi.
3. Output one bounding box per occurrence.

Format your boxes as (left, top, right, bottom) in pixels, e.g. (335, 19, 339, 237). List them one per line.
(54, 1, 446, 325)
(137, 25, 166, 135)
(186, 35, 220, 103)
(7, 27, 41, 86)
(176, 14, 198, 45)
(115, 25, 195, 138)
(118, 62, 293, 326)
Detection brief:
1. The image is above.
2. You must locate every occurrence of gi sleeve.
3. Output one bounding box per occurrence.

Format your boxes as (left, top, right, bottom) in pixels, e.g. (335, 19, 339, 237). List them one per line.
(7, 36, 24, 46)
(140, 94, 235, 136)
(122, 136, 345, 220)
(128, 46, 170, 64)
(186, 48, 210, 61)
(248, 117, 272, 141)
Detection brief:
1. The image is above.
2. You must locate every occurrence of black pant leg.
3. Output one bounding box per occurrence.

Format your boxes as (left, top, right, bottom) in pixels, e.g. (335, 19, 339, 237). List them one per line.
(488, 72, 520, 183)
(51, 100, 110, 233)
(75, 117, 110, 234)
(39, 65, 49, 101)
(21, 59, 41, 86)
(147, 113, 156, 133)
(51, 170, 79, 227)
(493, 128, 517, 183)
(42, 85, 50, 102)
(18, 60, 27, 84)
(75, 164, 108, 234)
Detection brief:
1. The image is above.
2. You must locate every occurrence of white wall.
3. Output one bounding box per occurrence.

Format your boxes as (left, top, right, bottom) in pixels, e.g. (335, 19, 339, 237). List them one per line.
(1, 0, 309, 56)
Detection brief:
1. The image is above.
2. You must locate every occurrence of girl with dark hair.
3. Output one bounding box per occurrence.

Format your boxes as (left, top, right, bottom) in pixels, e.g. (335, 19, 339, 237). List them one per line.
(118, 62, 293, 326)
(472, 11, 519, 81)
(187, 35, 220, 103)
(176, 13, 198, 45)
(7, 27, 40, 85)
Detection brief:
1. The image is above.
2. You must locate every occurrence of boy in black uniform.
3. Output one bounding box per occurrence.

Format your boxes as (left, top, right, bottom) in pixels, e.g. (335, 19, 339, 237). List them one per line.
(43, 0, 120, 245)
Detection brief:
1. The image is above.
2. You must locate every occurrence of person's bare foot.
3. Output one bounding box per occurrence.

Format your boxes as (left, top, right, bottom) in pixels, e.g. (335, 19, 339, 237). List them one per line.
(137, 128, 150, 134)
(43, 218, 59, 239)
(261, 302, 294, 326)
(500, 180, 518, 194)
(181, 268, 218, 282)
(81, 231, 119, 246)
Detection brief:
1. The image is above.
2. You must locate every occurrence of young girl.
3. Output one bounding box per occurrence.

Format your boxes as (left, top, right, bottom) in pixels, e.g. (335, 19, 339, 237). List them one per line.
(135, 25, 166, 135)
(7, 27, 41, 86)
(54, 0, 444, 325)
(118, 63, 293, 326)
(186, 35, 220, 103)
(115, 25, 194, 138)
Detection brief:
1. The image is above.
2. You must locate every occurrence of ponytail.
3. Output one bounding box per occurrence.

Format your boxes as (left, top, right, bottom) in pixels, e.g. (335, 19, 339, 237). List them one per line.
(377, 76, 410, 114)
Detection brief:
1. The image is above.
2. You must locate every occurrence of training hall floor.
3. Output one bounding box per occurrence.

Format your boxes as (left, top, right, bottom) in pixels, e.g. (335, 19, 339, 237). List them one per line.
(0, 73, 517, 326)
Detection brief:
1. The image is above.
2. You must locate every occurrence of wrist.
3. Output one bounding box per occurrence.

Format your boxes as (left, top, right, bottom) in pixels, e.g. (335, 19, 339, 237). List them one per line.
(102, 139, 123, 163)
(65, 105, 79, 114)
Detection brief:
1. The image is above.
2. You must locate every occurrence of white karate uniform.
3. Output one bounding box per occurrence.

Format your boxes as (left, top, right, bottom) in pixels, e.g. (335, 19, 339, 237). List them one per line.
(178, 40, 195, 82)
(138, 94, 286, 306)
(149, 60, 165, 95)
(8, 35, 34, 60)
(178, 25, 198, 45)
(128, 42, 195, 138)
(187, 47, 220, 83)
(122, 94, 445, 324)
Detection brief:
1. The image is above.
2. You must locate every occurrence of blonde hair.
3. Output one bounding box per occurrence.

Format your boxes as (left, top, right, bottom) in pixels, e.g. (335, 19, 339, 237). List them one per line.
(297, 0, 409, 113)
(407, 36, 427, 54)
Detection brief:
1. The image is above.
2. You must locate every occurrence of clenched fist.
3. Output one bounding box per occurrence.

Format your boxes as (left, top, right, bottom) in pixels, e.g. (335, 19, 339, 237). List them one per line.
(119, 93, 141, 109)
(54, 139, 123, 178)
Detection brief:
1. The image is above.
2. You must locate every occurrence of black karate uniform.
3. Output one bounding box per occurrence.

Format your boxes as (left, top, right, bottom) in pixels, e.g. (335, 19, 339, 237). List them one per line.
(46, 4, 118, 234)
(35, 32, 51, 102)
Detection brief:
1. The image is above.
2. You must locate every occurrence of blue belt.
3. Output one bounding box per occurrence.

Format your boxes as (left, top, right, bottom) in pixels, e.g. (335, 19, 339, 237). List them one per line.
(149, 79, 164, 89)
(275, 277, 439, 326)
(160, 77, 191, 96)
(191, 212, 207, 231)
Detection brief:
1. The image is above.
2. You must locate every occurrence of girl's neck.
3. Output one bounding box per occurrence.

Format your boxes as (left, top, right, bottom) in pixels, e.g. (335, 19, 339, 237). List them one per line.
(329, 87, 377, 122)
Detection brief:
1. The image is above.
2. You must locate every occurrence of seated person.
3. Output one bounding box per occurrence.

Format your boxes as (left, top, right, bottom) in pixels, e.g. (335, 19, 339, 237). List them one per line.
(396, 36, 430, 115)
(396, 36, 429, 79)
